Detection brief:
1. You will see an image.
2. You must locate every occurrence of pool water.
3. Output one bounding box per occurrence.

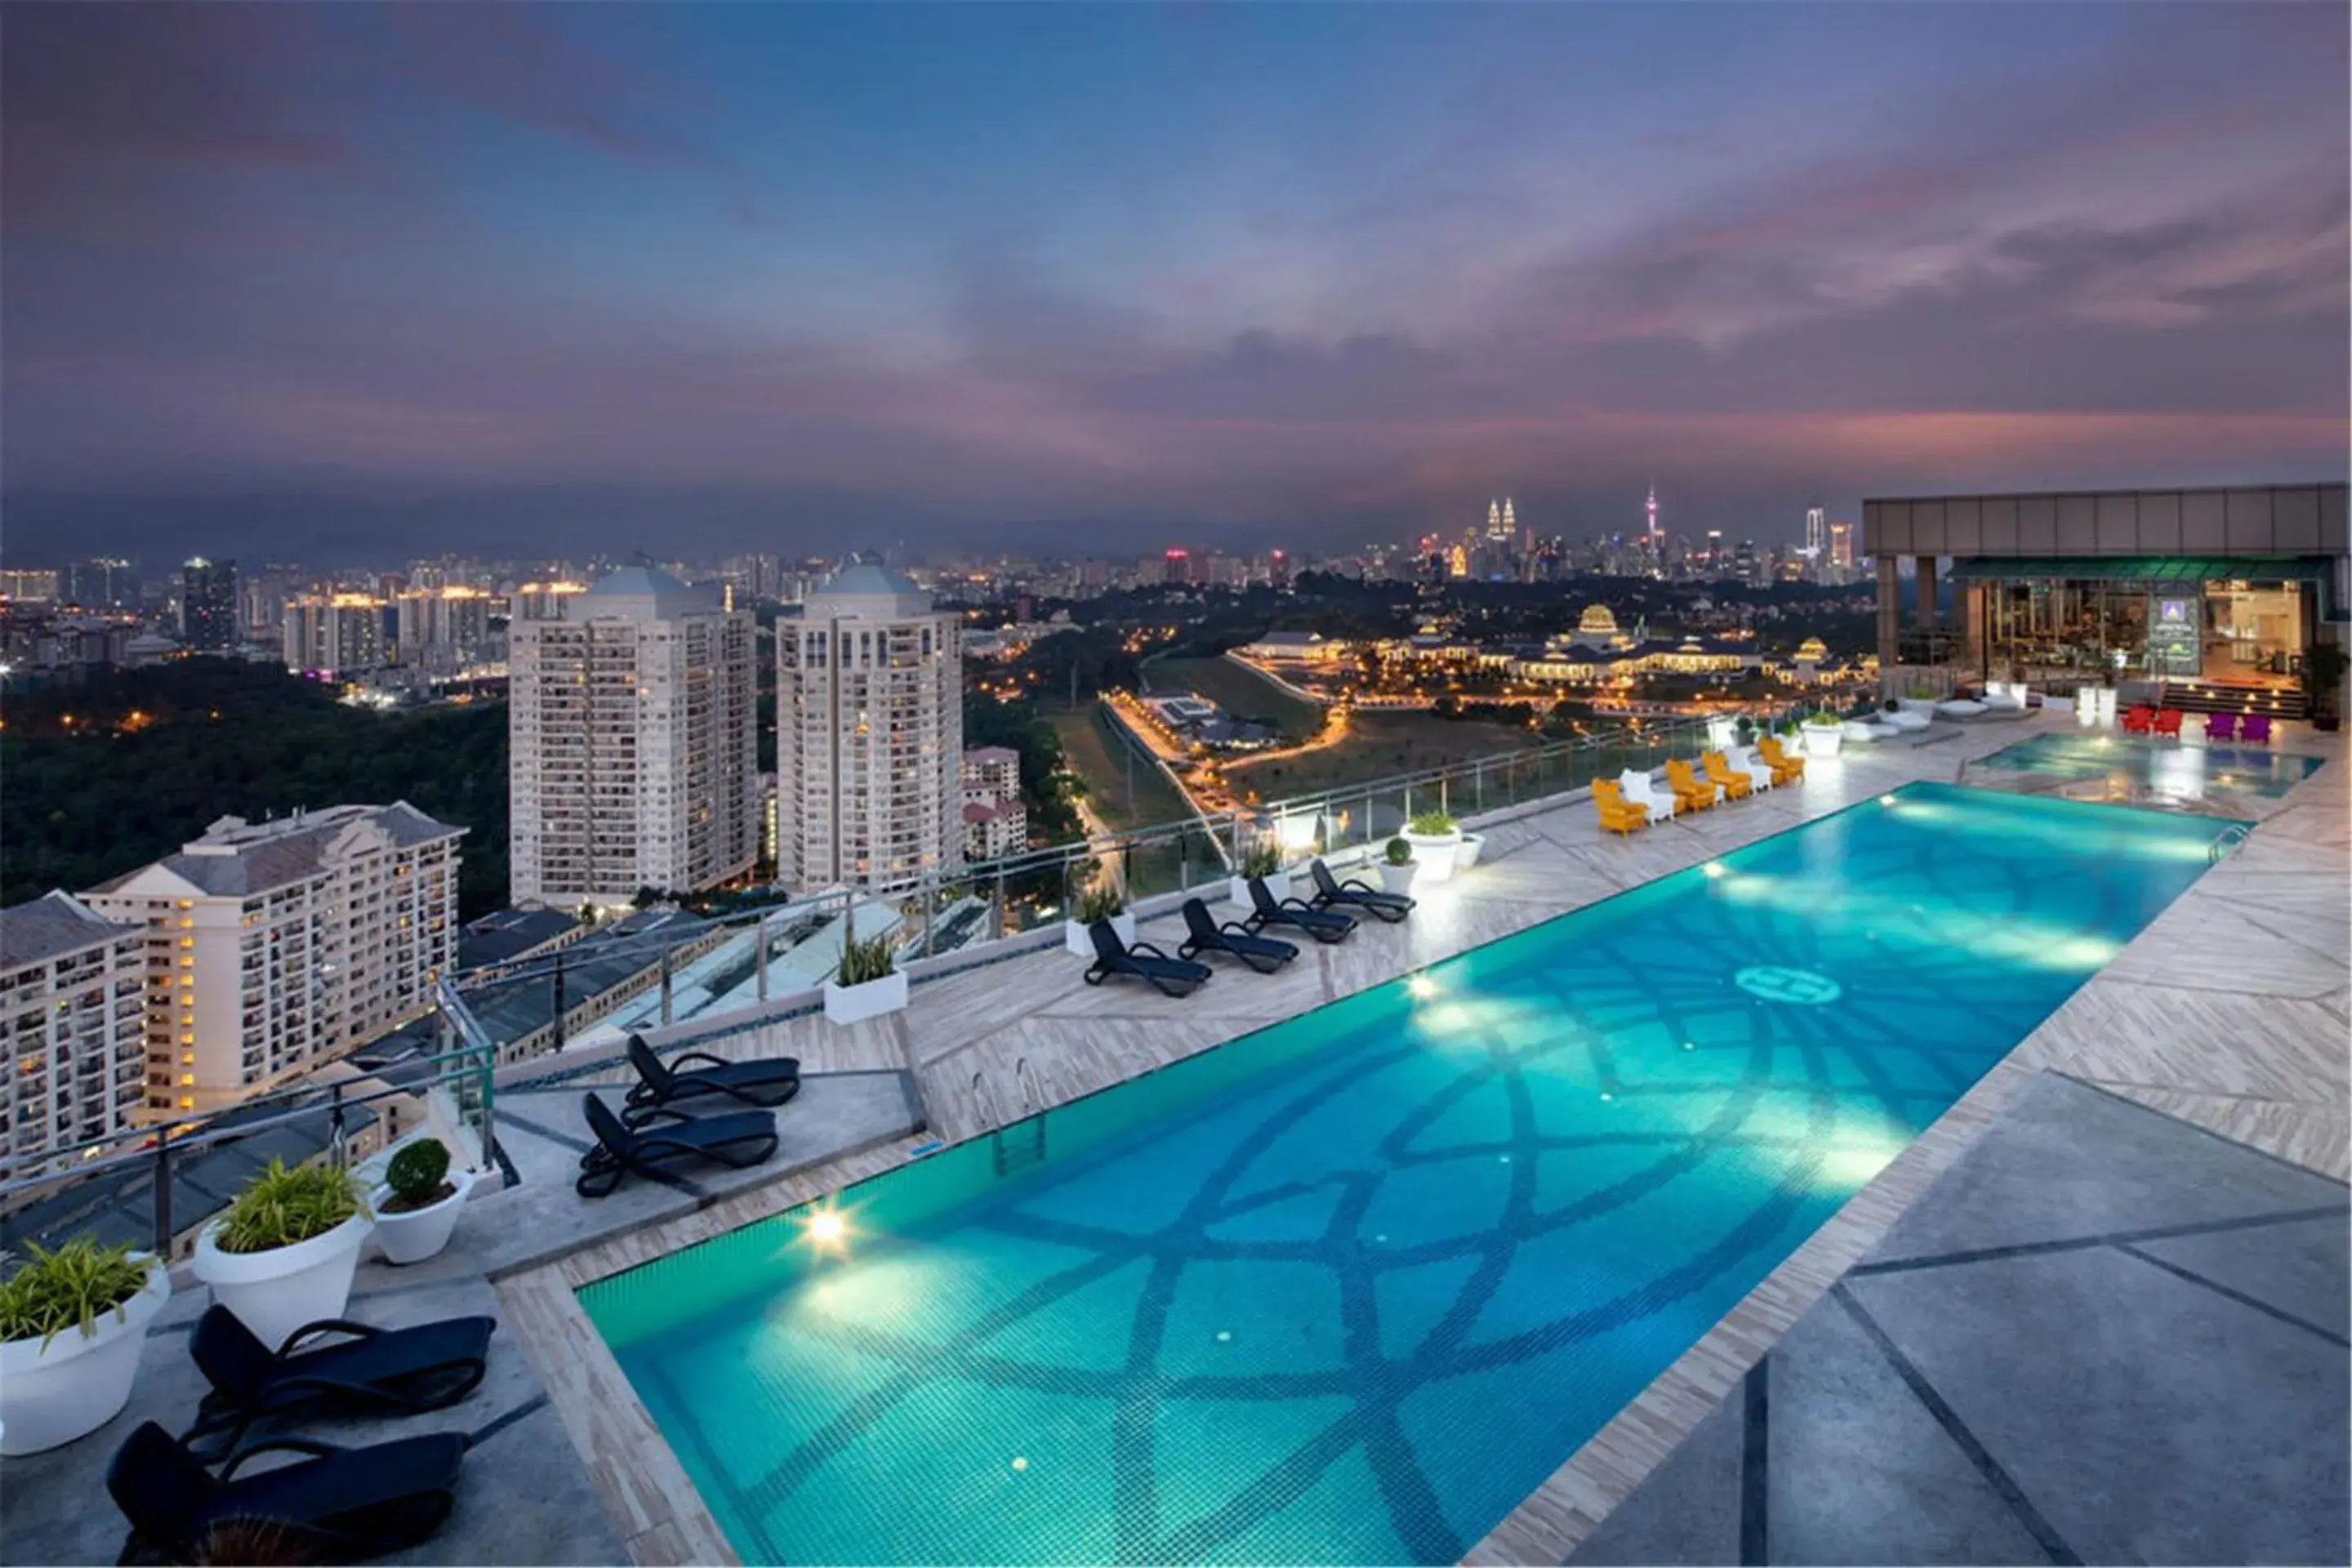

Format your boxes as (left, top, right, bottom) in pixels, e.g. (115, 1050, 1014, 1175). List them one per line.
(1975, 730, 2323, 803)
(581, 783, 2221, 1566)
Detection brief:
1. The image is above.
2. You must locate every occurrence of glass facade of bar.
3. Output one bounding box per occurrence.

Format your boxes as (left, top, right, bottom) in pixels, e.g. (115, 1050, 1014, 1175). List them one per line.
(1953, 558, 2328, 691)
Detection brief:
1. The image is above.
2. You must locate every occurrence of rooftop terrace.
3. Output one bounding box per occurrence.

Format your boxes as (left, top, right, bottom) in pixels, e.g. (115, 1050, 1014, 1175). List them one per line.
(2, 707, 2341, 1566)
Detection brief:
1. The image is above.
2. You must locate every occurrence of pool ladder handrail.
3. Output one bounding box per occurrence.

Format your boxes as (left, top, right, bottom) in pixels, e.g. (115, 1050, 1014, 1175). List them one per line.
(2207, 822, 2252, 864)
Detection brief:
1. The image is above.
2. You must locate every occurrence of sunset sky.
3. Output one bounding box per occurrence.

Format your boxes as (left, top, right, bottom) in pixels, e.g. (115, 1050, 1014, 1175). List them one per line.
(4, 2, 2345, 563)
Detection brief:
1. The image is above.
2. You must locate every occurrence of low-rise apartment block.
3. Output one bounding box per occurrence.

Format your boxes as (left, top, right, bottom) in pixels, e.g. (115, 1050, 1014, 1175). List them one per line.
(83, 804, 463, 1116)
(961, 746, 1028, 861)
(1, 893, 147, 1175)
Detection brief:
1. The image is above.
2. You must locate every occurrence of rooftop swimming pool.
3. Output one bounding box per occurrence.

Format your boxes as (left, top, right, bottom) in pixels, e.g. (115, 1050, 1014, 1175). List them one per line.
(580, 782, 2225, 1566)
(1974, 730, 2323, 805)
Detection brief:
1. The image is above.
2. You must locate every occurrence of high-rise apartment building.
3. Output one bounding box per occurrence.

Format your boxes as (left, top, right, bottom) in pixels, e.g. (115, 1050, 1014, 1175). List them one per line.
(394, 586, 493, 670)
(83, 804, 462, 1116)
(777, 562, 963, 890)
(1806, 506, 1827, 559)
(181, 558, 240, 650)
(508, 567, 759, 910)
(0, 893, 146, 1175)
(512, 581, 588, 621)
(283, 593, 390, 678)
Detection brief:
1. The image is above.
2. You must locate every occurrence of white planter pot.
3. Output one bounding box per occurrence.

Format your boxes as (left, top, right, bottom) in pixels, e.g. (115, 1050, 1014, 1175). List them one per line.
(823, 968, 907, 1026)
(1379, 861, 1419, 896)
(1401, 829, 1462, 883)
(0, 1257, 168, 1455)
(1802, 725, 1845, 759)
(1454, 833, 1485, 870)
(1065, 911, 1135, 957)
(1229, 870, 1291, 910)
(369, 1167, 476, 1267)
(194, 1211, 372, 1354)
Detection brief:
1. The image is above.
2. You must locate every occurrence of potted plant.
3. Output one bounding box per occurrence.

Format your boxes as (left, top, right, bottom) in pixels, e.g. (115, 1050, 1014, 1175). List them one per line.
(1401, 808, 1463, 883)
(194, 1160, 372, 1353)
(1065, 882, 1136, 956)
(1802, 710, 1844, 759)
(0, 1237, 171, 1454)
(2301, 644, 2346, 733)
(823, 910, 906, 1025)
(1379, 836, 1419, 896)
(369, 1138, 474, 1267)
(1227, 838, 1289, 908)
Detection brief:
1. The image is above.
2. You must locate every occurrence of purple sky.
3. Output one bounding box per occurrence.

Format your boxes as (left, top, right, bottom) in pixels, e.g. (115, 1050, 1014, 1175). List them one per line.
(3, 2, 2345, 564)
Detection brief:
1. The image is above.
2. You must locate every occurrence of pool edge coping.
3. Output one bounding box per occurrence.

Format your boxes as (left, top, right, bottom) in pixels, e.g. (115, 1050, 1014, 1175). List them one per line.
(500, 731, 2337, 1567)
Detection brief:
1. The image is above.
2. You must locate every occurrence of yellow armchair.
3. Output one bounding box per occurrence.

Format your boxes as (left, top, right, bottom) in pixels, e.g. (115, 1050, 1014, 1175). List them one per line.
(1702, 751, 1754, 800)
(1758, 737, 1806, 785)
(1592, 779, 1650, 836)
(1664, 758, 1717, 812)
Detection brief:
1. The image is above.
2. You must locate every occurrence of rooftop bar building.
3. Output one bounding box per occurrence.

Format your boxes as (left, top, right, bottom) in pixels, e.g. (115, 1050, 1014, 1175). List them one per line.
(1864, 482, 2348, 715)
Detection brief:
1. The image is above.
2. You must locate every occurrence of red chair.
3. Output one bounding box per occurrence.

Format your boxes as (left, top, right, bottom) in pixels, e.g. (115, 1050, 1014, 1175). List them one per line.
(2122, 705, 2156, 734)
(2153, 709, 2185, 737)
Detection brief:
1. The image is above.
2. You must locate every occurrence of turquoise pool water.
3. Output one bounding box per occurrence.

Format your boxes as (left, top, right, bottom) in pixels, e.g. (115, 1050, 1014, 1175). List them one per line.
(1976, 730, 2322, 803)
(580, 782, 2222, 1566)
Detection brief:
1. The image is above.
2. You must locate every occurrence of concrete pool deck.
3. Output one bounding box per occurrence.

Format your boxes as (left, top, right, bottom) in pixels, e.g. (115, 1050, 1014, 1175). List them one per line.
(1566, 1071, 2348, 1566)
(2, 710, 2338, 1566)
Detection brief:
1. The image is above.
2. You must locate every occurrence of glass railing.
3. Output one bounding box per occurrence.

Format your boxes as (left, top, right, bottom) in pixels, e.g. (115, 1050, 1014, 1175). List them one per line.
(0, 702, 1799, 1249)
(432, 703, 1793, 1048)
(0, 986, 496, 1259)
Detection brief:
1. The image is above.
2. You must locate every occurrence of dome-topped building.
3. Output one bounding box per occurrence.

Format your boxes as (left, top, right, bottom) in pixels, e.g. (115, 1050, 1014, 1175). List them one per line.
(777, 556, 963, 889)
(1570, 604, 1629, 649)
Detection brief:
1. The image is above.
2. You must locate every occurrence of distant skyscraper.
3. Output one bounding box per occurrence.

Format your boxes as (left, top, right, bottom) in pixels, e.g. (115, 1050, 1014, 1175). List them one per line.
(1829, 522, 1855, 579)
(509, 567, 759, 909)
(1645, 485, 1663, 566)
(1268, 549, 1291, 588)
(776, 561, 963, 890)
(394, 586, 493, 670)
(180, 558, 239, 649)
(1806, 507, 1827, 559)
(0, 568, 60, 603)
(512, 581, 587, 621)
(283, 594, 390, 679)
(1162, 548, 1193, 586)
(65, 558, 133, 609)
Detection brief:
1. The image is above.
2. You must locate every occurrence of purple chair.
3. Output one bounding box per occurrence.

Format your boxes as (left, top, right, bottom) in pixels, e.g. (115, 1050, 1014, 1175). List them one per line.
(2239, 713, 2272, 745)
(2205, 712, 2238, 742)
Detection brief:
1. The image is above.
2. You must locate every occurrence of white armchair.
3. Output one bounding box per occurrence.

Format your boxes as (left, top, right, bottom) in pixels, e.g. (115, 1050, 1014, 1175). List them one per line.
(1728, 746, 1776, 792)
(1619, 768, 1677, 824)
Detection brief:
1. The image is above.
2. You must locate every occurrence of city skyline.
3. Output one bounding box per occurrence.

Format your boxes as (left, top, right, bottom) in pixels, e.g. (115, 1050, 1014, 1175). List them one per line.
(3, 2, 2343, 564)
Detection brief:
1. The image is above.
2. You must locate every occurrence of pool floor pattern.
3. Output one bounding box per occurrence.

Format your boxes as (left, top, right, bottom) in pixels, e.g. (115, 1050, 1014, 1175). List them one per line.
(582, 785, 2221, 1566)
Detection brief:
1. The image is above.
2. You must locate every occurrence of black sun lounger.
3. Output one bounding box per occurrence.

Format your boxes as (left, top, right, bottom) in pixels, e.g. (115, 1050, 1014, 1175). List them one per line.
(1308, 858, 1414, 922)
(1083, 920, 1211, 996)
(1245, 875, 1355, 942)
(109, 1419, 466, 1565)
(185, 1306, 494, 1454)
(576, 1093, 778, 1198)
(624, 1033, 801, 1111)
(1177, 898, 1298, 973)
